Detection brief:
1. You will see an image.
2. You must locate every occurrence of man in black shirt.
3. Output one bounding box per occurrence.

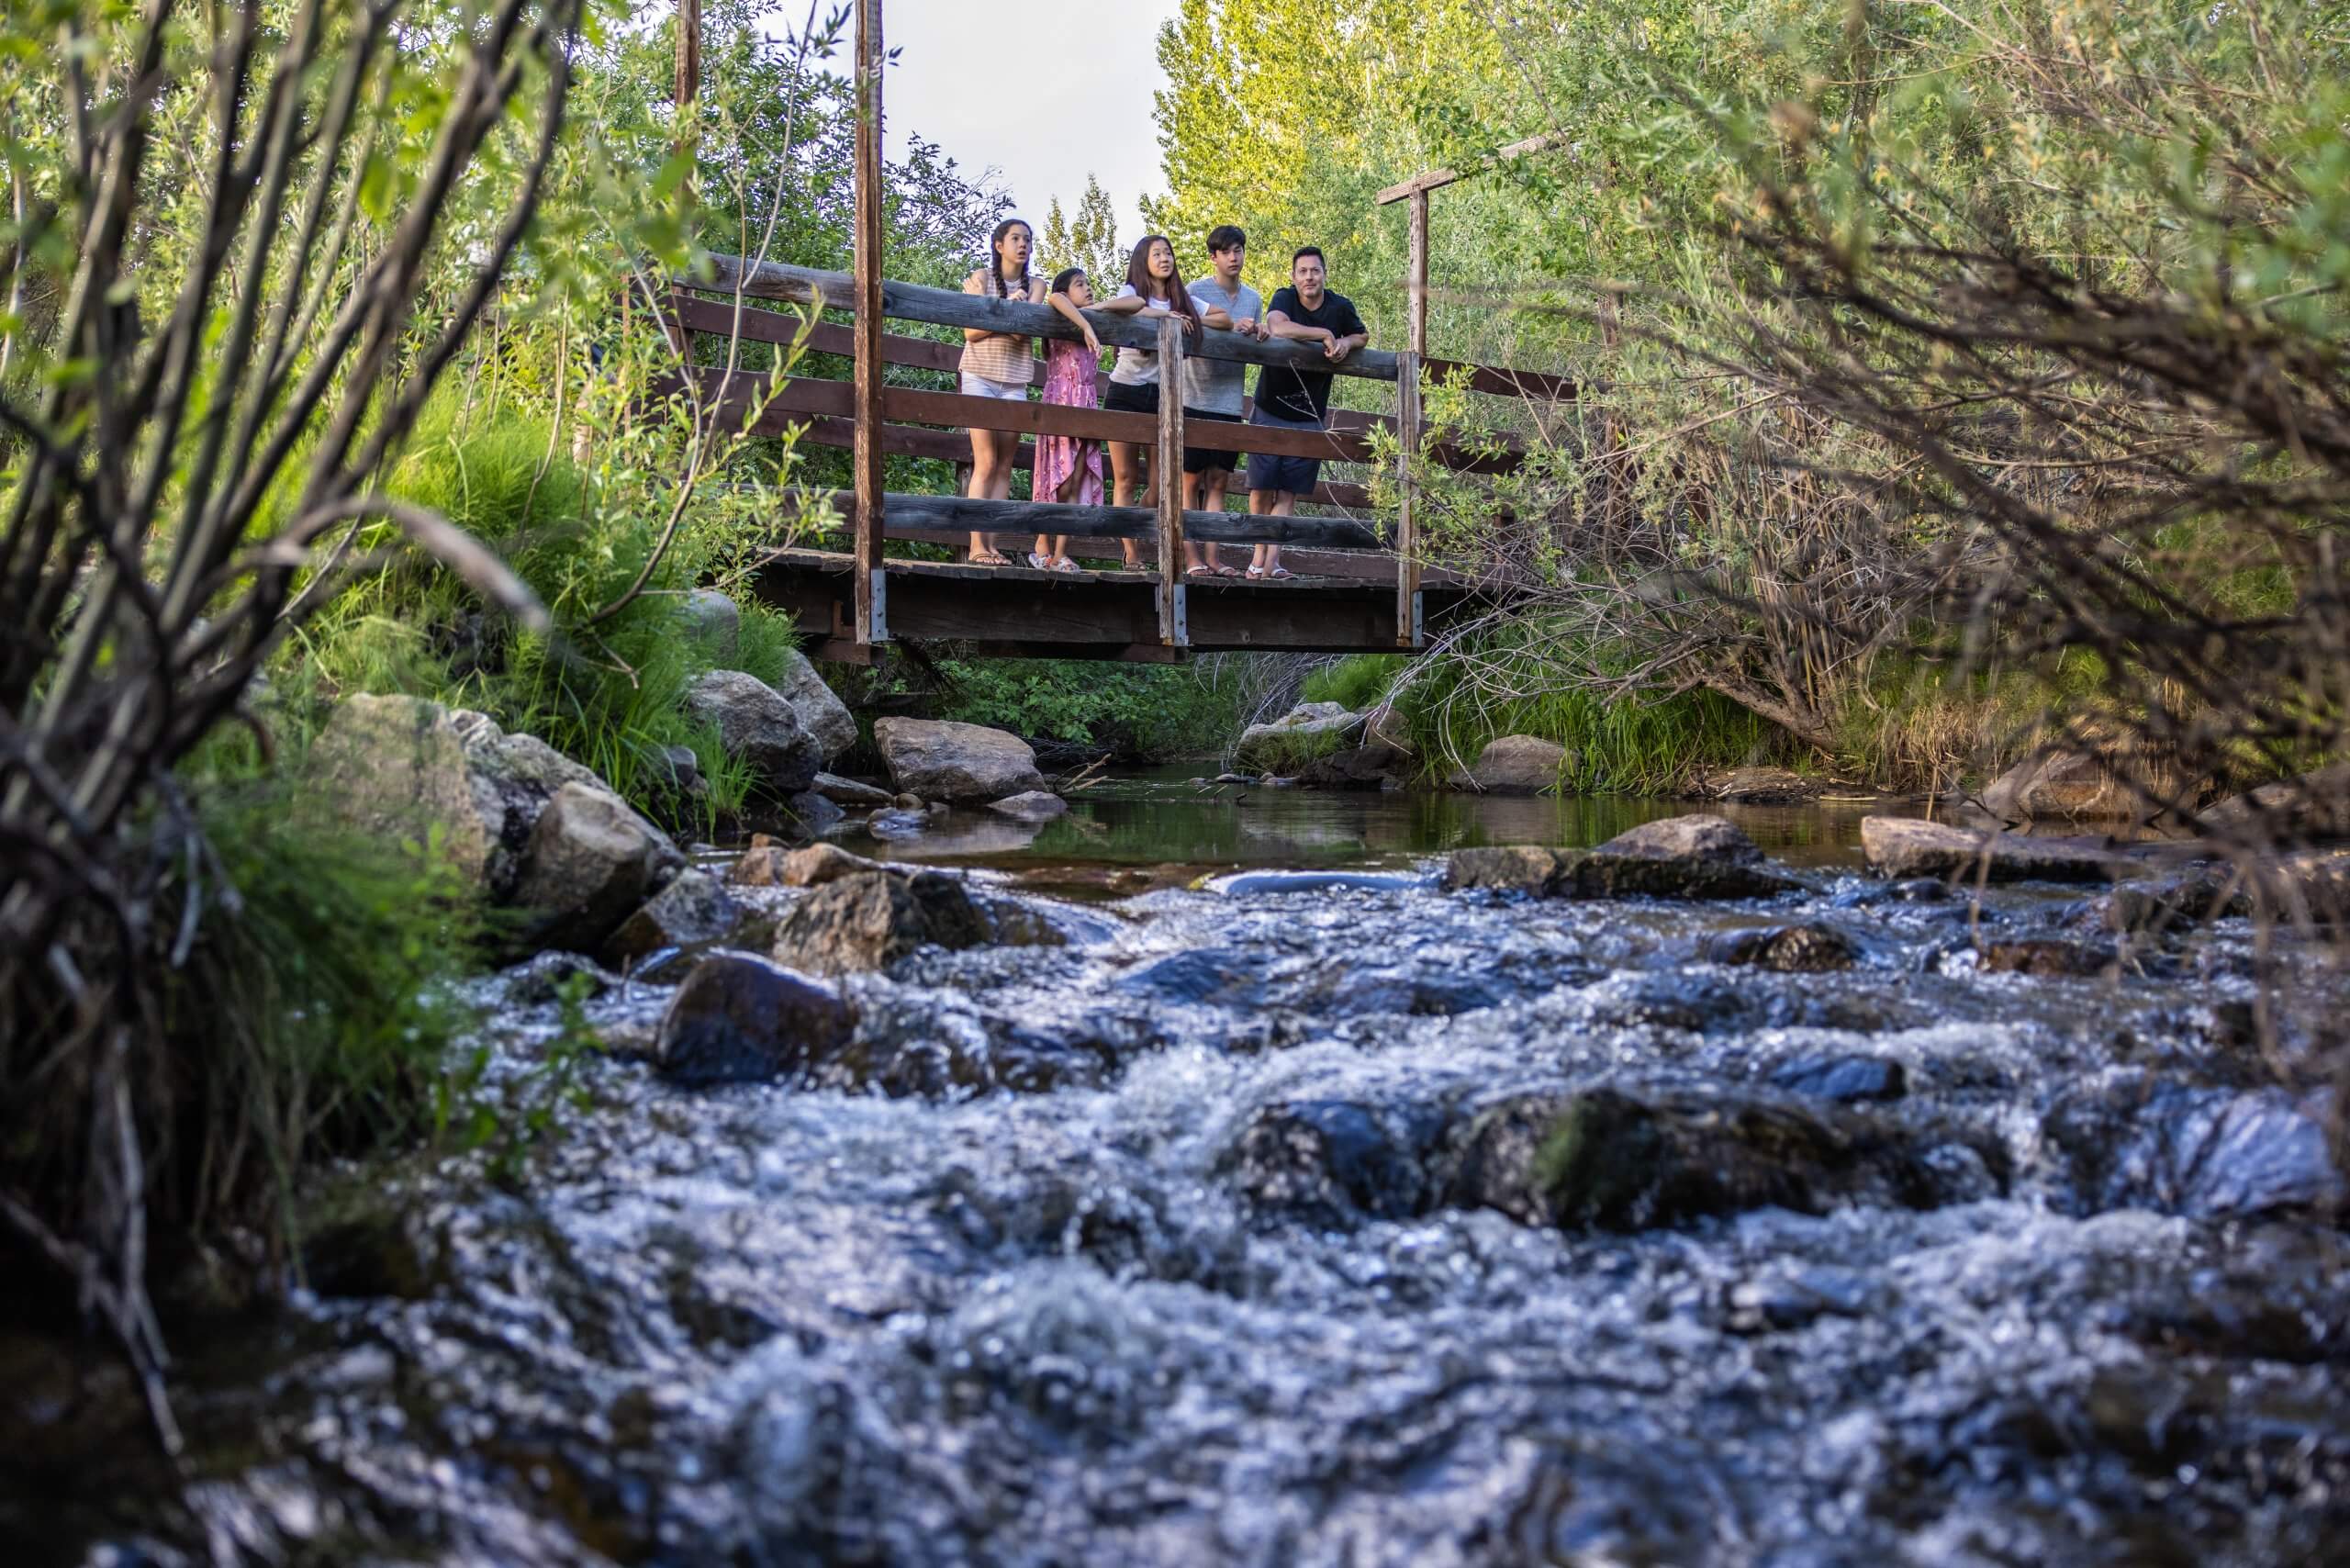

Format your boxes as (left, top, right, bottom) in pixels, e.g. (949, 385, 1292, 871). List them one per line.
(1244, 247, 1368, 578)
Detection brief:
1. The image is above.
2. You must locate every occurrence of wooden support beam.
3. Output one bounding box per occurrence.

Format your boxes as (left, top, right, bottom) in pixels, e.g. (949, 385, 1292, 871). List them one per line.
(1374, 130, 1573, 205)
(1396, 351, 1423, 648)
(1408, 189, 1429, 359)
(697, 252, 1404, 383)
(1156, 316, 1186, 646)
(850, 0, 885, 645)
(789, 490, 1384, 548)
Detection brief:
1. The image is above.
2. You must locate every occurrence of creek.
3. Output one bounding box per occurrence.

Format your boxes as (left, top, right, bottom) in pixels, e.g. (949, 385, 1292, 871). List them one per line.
(12, 777, 2350, 1566)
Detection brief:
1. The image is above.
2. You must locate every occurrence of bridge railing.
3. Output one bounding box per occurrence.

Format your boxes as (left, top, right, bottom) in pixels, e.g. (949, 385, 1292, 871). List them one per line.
(664, 253, 1570, 651)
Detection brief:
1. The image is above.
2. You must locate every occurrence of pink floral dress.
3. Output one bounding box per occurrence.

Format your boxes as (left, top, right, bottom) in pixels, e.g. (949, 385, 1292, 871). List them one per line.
(1035, 336, 1104, 507)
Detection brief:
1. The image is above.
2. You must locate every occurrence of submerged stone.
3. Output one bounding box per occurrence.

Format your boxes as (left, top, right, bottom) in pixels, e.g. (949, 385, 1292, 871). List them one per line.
(1708, 923, 1859, 972)
(767, 870, 991, 976)
(1444, 843, 1799, 900)
(1220, 1100, 1436, 1226)
(1769, 1054, 1908, 1103)
(2044, 1078, 2345, 1219)
(654, 953, 856, 1086)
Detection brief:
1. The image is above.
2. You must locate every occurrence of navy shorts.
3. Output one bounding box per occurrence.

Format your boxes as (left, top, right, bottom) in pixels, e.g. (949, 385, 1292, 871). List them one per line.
(1183, 408, 1242, 475)
(1246, 408, 1325, 497)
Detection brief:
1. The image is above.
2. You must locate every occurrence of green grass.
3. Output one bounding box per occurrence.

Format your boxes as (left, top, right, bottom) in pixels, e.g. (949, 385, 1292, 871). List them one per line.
(1301, 654, 1408, 712)
(1388, 626, 1775, 792)
(277, 397, 812, 827)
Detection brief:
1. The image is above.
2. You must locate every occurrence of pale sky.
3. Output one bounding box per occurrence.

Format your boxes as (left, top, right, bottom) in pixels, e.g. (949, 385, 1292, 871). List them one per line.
(879, 0, 1183, 241)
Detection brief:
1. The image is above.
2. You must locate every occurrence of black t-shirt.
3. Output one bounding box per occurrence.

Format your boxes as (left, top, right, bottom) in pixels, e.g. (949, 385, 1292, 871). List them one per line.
(1255, 286, 1368, 424)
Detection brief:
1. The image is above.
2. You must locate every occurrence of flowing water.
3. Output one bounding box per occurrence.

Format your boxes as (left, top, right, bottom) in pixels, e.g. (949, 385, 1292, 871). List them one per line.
(11, 779, 2350, 1566)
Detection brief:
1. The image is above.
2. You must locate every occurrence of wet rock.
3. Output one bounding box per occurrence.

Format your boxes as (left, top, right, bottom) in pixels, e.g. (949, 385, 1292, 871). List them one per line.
(786, 790, 845, 835)
(772, 647, 858, 762)
(2079, 872, 2248, 934)
(1859, 816, 2135, 883)
(655, 745, 701, 794)
(1599, 812, 1763, 863)
(1220, 1101, 1436, 1226)
(1445, 734, 1572, 795)
(729, 842, 890, 890)
(2199, 762, 2350, 846)
(1296, 741, 1410, 790)
(1233, 702, 1362, 773)
(654, 954, 856, 1086)
(599, 867, 742, 969)
(986, 790, 1068, 822)
(1708, 923, 1859, 972)
(767, 870, 991, 976)
(1976, 938, 2115, 977)
(677, 588, 741, 660)
(1769, 1054, 1908, 1103)
(684, 670, 822, 797)
(1439, 1093, 1578, 1224)
(873, 718, 1046, 803)
(510, 782, 686, 953)
(1446, 1088, 1996, 1232)
(1982, 724, 2199, 824)
(892, 792, 923, 810)
(2045, 1079, 2345, 1219)
(1725, 1265, 1879, 1333)
(1443, 842, 1799, 900)
(502, 949, 620, 1006)
(811, 773, 895, 809)
(1699, 766, 1824, 804)
(1118, 947, 1273, 1007)
(865, 808, 929, 839)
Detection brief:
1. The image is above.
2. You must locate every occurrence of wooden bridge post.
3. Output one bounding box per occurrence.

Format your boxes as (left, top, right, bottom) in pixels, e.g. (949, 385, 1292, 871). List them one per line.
(850, 0, 887, 647)
(1407, 189, 1429, 358)
(1156, 315, 1188, 647)
(1395, 350, 1423, 647)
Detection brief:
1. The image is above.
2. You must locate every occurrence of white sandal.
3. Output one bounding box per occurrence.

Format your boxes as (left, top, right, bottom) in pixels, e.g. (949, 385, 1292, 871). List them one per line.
(1245, 566, 1266, 579)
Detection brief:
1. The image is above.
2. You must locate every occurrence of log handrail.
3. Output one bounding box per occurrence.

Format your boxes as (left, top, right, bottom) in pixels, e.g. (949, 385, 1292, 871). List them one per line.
(786, 490, 1383, 548)
(696, 252, 1406, 383)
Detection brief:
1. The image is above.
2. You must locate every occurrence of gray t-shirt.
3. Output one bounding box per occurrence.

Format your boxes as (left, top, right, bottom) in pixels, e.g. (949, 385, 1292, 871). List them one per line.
(1108, 282, 1180, 386)
(1181, 277, 1263, 414)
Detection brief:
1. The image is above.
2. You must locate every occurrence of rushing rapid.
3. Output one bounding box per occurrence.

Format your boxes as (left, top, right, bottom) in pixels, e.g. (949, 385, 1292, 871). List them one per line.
(22, 787, 2350, 1567)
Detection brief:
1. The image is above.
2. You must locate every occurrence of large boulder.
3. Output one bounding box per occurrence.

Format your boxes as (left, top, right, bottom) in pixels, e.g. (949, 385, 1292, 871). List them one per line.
(1859, 816, 2136, 883)
(1443, 817, 1799, 900)
(872, 718, 1045, 803)
(1982, 724, 2199, 824)
(1445, 734, 1573, 796)
(309, 694, 505, 886)
(772, 647, 858, 762)
(509, 782, 685, 953)
(654, 954, 857, 1086)
(684, 670, 822, 797)
(310, 695, 616, 902)
(767, 869, 991, 975)
(1233, 702, 1363, 773)
(2199, 762, 2350, 846)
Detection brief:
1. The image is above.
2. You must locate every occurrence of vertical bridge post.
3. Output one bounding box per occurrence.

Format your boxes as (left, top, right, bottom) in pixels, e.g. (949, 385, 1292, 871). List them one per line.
(850, 0, 887, 646)
(1395, 350, 1422, 647)
(1156, 315, 1188, 648)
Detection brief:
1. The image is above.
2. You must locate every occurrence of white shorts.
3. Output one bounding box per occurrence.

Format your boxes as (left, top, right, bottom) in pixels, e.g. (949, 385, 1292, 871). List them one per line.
(958, 372, 1031, 400)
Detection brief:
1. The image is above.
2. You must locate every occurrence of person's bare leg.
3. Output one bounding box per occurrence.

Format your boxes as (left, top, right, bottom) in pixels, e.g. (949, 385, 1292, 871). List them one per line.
(1264, 490, 1295, 577)
(1201, 467, 1234, 574)
(968, 426, 1003, 564)
(1248, 488, 1276, 576)
(1109, 440, 1144, 568)
(1181, 470, 1213, 575)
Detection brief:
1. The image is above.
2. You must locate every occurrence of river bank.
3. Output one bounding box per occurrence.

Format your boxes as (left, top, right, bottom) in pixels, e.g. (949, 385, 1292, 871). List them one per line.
(8, 789, 2345, 1566)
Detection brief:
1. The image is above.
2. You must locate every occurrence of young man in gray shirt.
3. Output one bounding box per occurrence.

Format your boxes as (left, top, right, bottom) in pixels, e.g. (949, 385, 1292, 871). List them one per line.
(1181, 225, 1269, 577)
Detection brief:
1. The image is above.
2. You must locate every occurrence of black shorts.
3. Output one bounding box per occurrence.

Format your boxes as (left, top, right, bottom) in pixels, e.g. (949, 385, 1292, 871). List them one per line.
(1183, 408, 1242, 474)
(1102, 379, 1159, 420)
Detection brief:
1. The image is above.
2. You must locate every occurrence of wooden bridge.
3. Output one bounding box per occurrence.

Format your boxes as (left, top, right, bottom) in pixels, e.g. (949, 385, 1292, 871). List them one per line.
(661, 0, 1571, 666)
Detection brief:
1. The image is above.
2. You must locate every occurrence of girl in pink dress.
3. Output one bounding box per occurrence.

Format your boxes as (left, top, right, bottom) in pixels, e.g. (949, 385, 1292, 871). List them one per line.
(1031, 267, 1107, 571)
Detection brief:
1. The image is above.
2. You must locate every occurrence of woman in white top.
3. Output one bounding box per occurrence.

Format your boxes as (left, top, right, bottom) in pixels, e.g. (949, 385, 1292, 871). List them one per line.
(959, 218, 1046, 566)
(1093, 234, 1201, 567)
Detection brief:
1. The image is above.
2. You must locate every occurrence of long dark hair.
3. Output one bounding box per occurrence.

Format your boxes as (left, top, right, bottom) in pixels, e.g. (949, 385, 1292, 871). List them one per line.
(1124, 234, 1200, 330)
(1049, 266, 1086, 296)
(984, 218, 1032, 298)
